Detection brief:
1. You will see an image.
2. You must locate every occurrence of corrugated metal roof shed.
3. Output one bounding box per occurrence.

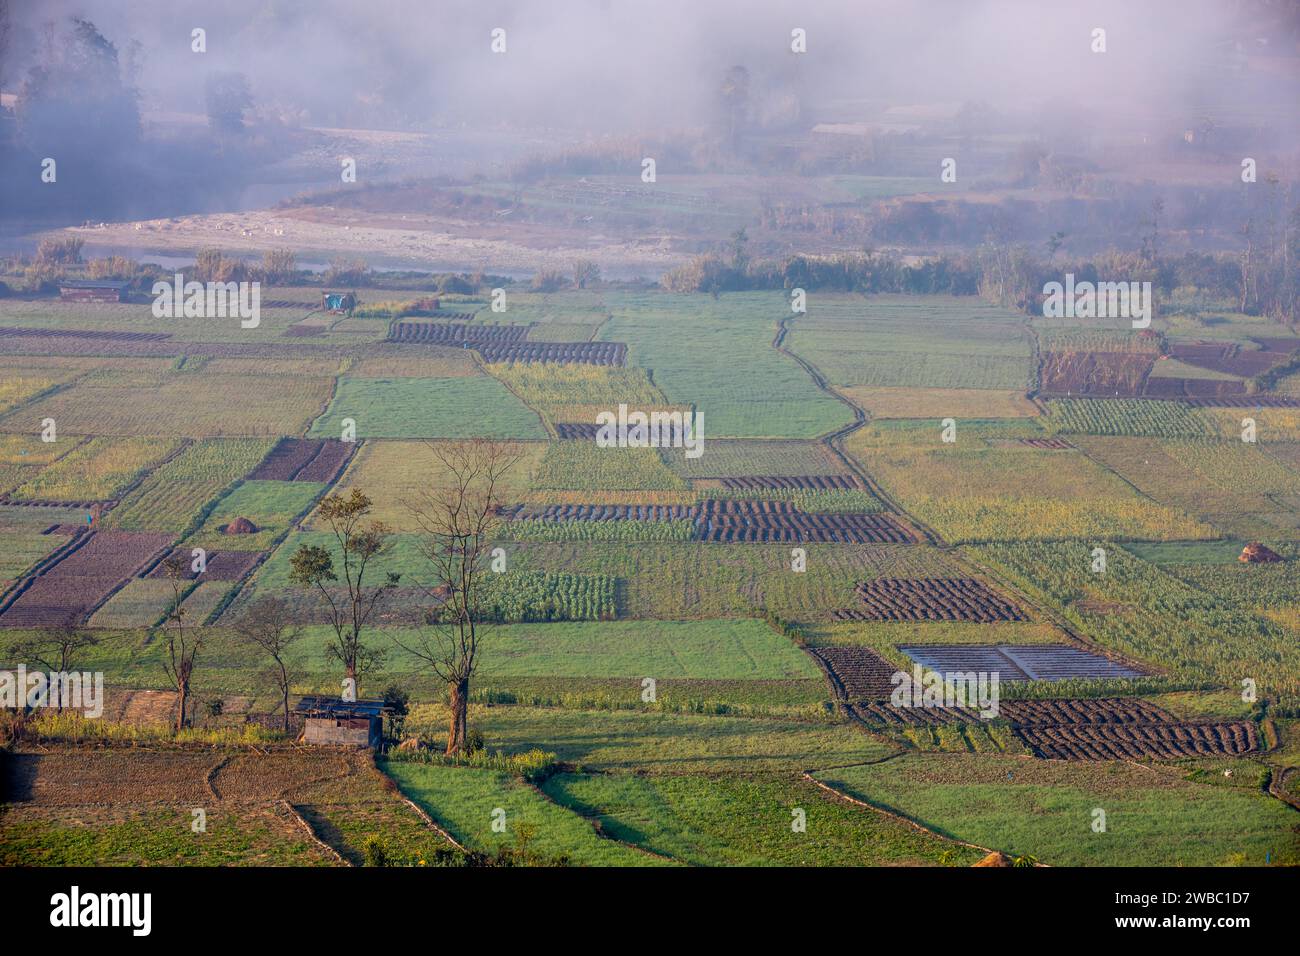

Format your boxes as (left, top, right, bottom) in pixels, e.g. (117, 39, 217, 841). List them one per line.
(59, 280, 132, 290)
(294, 695, 389, 717)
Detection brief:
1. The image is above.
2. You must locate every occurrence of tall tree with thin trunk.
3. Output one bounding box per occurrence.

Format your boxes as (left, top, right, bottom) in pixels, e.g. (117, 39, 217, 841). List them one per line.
(159, 554, 203, 732)
(395, 439, 522, 755)
(14, 626, 101, 712)
(290, 489, 399, 696)
(232, 596, 303, 733)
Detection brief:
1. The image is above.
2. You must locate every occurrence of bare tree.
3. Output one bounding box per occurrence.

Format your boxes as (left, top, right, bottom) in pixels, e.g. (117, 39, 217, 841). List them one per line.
(290, 489, 399, 695)
(232, 597, 303, 733)
(572, 259, 600, 290)
(159, 554, 203, 732)
(395, 439, 522, 755)
(13, 626, 101, 712)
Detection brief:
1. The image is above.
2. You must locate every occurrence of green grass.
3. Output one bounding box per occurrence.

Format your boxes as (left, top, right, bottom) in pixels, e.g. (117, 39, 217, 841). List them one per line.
(1121, 540, 1249, 565)
(542, 771, 978, 866)
(815, 753, 1298, 866)
(426, 706, 892, 773)
(598, 292, 852, 438)
(785, 296, 1034, 390)
(308, 377, 546, 440)
(0, 530, 66, 582)
(86, 579, 180, 629)
(465, 619, 819, 680)
(381, 762, 664, 865)
(0, 807, 332, 866)
(187, 479, 326, 551)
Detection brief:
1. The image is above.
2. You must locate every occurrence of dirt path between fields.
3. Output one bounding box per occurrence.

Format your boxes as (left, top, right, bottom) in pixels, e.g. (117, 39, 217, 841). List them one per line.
(771, 314, 941, 544)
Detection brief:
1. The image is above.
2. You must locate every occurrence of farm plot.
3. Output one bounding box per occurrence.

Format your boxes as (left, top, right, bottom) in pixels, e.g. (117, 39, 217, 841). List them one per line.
(850, 424, 1212, 543)
(0, 370, 335, 438)
(0, 530, 172, 627)
(382, 762, 662, 866)
(658, 440, 845, 479)
(1069, 435, 1270, 537)
(1167, 341, 1293, 378)
(697, 508, 913, 543)
(852, 696, 1178, 728)
(86, 578, 178, 628)
(1037, 351, 1154, 397)
(815, 753, 1297, 866)
(185, 480, 326, 553)
(810, 646, 901, 699)
(0, 373, 59, 416)
(0, 745, 454, 866)
(484, 363, 664, 408)
(532, 540, 958, 621)
(1141, 376, 1248, 400)
(0, 530, 70, 589)
(599, 292, 852, 439)
(454, 706, 891, 774)
(718, 474, 861, 490)
(1014, 722, 1259, 760)
(323, 439, 543, 531)
(145, 548, 263, 582)
(541, 771, 974, 866)
(463, 619, 818, 680)
(971, 541, 1300, 699)
(897, 645, 1146, 681)
(529, 441, 686, 492)
(1044, 398, 1218, 438)
(247, 438, 354, 483)
(784, 296, 1034, 391)
(5, 437, 178, 503)
(841, 386, 1039, 419)
(107, 438, 274, 533)
(388, 321, 529, 345)
(1201, 405, 1300, 442)
(477, 341, 626, 366)
(308, 377, 547, 440)
(835, 578, 1026, 622)
(346, 349, 480, 378)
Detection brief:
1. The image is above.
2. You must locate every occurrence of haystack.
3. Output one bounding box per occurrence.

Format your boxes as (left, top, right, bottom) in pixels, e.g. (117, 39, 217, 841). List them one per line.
(1240, 542, 1282, 563)
(972, 851, 1012, 867)
(223, 516, 259, 535)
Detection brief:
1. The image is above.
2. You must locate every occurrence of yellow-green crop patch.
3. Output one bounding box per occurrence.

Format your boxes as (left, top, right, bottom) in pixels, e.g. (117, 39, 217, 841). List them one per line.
(9, 437, 178, 502)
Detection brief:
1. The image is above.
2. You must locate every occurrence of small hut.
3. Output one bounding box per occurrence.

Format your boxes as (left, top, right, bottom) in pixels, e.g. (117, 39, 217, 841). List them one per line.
(59, 280, 130, 303)
(1240, 542, 1283, 563)
(321, 291, 357, 315)
(295, 695, 389, 748)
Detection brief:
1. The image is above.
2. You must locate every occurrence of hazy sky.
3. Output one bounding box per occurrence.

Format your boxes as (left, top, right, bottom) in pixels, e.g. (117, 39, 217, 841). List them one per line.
(9, 0, 1293, 133)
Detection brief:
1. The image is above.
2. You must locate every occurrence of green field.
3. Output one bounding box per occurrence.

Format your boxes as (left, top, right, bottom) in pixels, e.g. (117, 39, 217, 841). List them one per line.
(309, 376, 547, 440)
(815, 753, 1298, 866)
(3, 285, 1298, 872)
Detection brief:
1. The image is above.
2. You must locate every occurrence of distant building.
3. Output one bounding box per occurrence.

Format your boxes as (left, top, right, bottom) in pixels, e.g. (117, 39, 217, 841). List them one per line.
(295, 695, 389, 748)
(59, 280, 130, 303)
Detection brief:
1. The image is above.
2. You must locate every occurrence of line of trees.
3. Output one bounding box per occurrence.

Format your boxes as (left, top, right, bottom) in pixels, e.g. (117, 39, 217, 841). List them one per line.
(660, 207, 1300, 323)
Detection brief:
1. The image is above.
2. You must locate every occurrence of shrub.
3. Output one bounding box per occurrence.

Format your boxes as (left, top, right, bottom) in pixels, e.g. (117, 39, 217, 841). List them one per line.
(35, 236, 84, 264)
